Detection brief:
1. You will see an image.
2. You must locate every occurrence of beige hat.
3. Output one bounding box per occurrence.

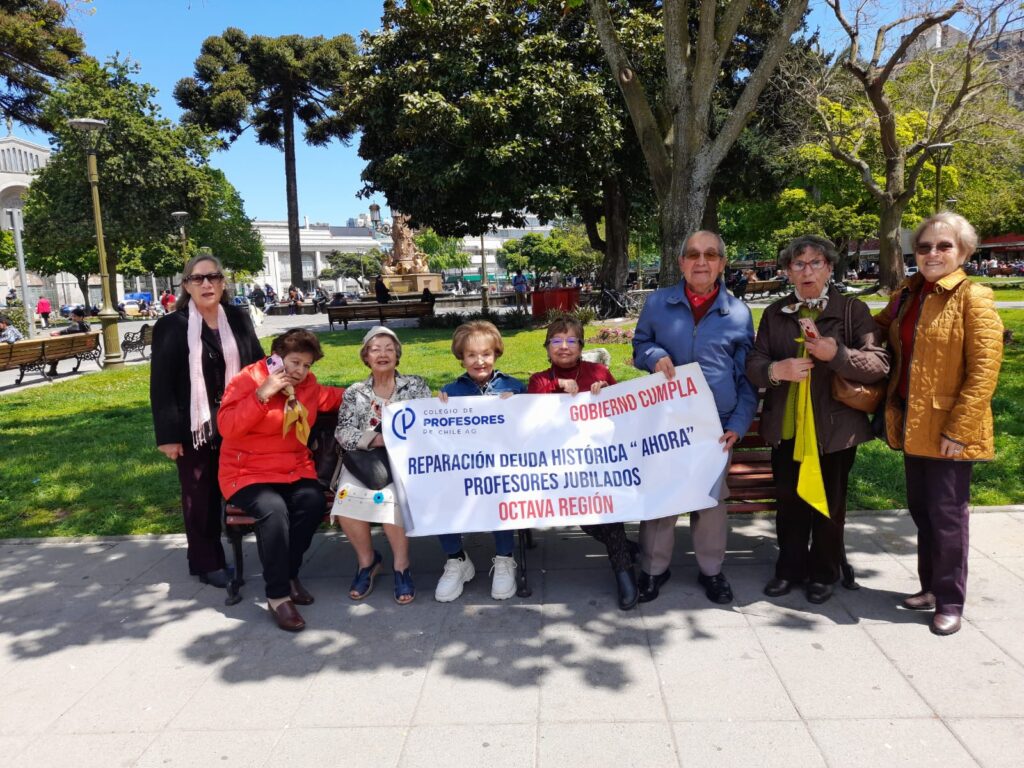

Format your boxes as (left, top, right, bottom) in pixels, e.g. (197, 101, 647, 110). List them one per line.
(361, 325, 400, 345)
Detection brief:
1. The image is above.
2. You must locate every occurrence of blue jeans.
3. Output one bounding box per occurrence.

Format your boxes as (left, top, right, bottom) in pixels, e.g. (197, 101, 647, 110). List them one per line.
(438, 531, 515, 557)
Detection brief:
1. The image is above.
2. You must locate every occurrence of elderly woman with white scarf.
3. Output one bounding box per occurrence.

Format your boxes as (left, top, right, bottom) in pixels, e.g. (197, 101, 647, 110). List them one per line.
(151, 254, 263, 588)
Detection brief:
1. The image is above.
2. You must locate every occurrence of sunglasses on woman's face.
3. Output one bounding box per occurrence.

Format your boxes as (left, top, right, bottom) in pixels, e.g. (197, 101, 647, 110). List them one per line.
(184, 272, 225, 285)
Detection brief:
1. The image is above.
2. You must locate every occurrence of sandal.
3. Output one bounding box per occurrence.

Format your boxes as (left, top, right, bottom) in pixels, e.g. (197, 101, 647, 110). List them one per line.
(393, 568, 415, 605)
(349, 550, 383, 601)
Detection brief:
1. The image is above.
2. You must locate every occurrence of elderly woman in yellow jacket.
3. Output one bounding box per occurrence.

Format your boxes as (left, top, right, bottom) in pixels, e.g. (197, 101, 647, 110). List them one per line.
(875, 212, 1003, 636)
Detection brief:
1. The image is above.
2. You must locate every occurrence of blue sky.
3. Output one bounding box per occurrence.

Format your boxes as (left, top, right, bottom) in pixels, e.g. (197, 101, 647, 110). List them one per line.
(12, 0, 388, 225)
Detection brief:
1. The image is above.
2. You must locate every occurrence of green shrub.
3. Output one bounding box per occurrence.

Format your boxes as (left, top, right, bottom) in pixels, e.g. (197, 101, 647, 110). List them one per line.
(418, 308, 534, 330)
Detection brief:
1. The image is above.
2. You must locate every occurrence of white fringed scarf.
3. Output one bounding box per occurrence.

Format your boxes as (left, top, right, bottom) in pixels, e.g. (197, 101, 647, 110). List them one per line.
(188, 301, 240, 448)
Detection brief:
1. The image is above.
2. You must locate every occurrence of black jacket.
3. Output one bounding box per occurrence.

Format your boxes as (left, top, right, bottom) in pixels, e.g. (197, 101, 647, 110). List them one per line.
(150, 303, 263, 447)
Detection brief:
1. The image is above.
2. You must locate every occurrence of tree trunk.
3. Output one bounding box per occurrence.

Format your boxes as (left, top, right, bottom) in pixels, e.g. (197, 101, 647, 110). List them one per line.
(701, 189, 719, 232)
(878, 200, 907, 292)
(76, 274, 92, 311)
(658, 168, 712, 286)
(597, 175, 630, 291)
(282, 103, 304, 291)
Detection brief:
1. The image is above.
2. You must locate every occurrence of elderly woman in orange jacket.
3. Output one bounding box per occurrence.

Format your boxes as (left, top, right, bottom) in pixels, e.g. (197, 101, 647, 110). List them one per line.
(217, 329, 344, 632)
(876, 212, 1003, 636)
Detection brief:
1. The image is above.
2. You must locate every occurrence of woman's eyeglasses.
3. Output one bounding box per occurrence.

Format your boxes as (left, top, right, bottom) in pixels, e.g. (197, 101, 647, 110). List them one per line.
(184, 272, 225, 285)
(547, 337, 579, 347)
(789, 259, 827, 272)
(915, 241, 956, 255)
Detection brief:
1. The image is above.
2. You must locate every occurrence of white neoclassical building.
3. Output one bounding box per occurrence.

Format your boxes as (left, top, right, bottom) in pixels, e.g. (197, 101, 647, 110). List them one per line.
(1, 134, 52, 305)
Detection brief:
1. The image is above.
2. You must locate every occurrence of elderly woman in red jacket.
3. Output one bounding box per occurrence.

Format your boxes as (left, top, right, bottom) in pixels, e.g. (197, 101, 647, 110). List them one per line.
(217, 329, 344, 632)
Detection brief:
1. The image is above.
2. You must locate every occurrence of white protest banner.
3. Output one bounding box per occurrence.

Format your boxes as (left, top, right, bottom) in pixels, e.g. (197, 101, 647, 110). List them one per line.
(382, 363, 729, 536)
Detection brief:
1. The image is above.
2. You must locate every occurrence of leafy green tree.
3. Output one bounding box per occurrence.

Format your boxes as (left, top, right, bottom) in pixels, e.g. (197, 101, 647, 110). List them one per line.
(21, 57, 217, 304)
(189, 169, 263, 271)
(0, 229, 14, 268)
(175, 28, 358, 290)
(319, 249, 383, 290)
(413, 228, 469, 272)
(580, 0, 810, 284)
(0, 0, 85, 128)
(497, 223, 600, 281)
(788, 0, 1024, 289)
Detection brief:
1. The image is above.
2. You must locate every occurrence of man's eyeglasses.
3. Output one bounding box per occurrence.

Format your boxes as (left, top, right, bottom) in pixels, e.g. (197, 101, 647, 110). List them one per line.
(547, 337, 579, 347)
(915, 241, 956, 255)
(789, 259, 827, 272)
(184, 272, 225, 285)
(683, 250, 722, 262)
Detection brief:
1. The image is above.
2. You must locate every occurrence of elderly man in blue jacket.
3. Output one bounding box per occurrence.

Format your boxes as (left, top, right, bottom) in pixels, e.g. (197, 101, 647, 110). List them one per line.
(632, 230, 757, 604)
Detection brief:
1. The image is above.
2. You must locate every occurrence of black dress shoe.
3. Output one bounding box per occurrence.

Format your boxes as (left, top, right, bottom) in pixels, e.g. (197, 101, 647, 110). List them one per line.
(198, 568, 230, 588)
(763, 578, 793, 597)
(806, 582, 834, 604)
(697, 572, 733, 604)
(615, 568, 639, 611)
(931, 613, 961, 636)
(289, 578, 314, 606)
(638, 570, 671, 603)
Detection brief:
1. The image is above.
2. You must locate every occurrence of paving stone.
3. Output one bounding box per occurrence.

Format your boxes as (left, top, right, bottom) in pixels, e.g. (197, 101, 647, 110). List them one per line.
(968, 513, 1024, 559)
(808, 718, 977, 768)
(542, 568, 647, 634)
(946, 718, 1024, 768)
(654, 627, 799, 722)
(868, 622, 1024, 718)
(400, 724, 535, 768)
(960, 556, 1024, 622)
(538, 721, 678, 768)
(268, 727, 405, 768)
(972, 619, 1024, 667)
(993, 556, 1024, 580)
(537, 629, 663, 723)
(0, 542, 114, 587)
(673, 721, 825, 767)
(13, 732, 155, 768)
(413, 634, 543, 725)
(135, 729, 280, 767)
(292, 632, 433, 728)
(756, 625, 932, 719)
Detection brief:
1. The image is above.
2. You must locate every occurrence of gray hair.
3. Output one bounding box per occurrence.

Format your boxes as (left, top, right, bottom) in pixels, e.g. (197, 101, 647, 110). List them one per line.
(778, 235, 839, 270)
(359, 335, 403, 367)
(680, 230, 727, 260)
(911, 212, 978, 256)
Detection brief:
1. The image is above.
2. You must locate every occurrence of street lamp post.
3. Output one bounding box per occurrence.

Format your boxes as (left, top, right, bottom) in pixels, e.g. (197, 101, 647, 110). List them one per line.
(927, 142, 954, 214)
(171, 210, 189, 266)
(5, 208, 36, 338)
(68, 117, 124, 369)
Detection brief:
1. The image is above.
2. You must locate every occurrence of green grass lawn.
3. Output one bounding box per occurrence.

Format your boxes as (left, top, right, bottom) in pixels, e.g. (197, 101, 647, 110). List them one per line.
(1, 312, 1020, 538)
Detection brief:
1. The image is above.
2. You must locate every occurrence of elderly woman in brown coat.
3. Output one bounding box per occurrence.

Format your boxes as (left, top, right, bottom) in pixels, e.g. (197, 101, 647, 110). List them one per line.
(747, 235, 889, 605)
(875, 212, 1003, 636)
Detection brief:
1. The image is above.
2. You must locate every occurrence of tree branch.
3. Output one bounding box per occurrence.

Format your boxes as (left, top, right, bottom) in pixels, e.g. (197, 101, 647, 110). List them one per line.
(587, 0, 672, 202)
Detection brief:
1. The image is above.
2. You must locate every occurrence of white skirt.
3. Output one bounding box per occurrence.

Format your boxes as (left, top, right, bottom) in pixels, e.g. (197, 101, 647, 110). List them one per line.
(330, 466, 403, 526)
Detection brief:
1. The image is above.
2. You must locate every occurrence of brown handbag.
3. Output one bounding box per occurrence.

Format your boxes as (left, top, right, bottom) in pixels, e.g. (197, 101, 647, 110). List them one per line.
(830, 299, 886, 413)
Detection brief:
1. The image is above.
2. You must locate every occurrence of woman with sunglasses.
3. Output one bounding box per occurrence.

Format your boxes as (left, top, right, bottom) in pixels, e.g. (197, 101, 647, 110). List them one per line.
(875, 213, 1003, 636)
(151, 254, 264, 588)
(527, 318, 639, 610)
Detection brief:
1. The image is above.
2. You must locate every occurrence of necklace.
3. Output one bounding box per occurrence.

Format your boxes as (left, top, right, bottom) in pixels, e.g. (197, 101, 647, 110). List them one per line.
(372, 379, 396, 402)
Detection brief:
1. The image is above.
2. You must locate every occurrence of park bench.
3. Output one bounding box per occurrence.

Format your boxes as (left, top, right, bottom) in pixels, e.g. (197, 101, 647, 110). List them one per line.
(120, 323, 153, 360)
(742, 279, 786, 300)
(327, 300, 433, 331)
(0, 331, 102, 385)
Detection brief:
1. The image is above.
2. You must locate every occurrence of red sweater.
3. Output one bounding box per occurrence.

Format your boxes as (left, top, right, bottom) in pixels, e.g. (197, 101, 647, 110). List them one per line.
(217, 360, 344, 496)
(527, 361, 617, 394)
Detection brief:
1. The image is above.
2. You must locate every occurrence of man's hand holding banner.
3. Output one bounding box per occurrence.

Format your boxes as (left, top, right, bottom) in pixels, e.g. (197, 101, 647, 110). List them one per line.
(383, 364, 729, 536)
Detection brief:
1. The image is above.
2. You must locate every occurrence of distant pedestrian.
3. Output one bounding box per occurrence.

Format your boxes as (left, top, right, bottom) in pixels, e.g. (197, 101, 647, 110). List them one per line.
(374, 275, 392, 304)
(35, 296, 51, 328)
(0, 315, 23, 343)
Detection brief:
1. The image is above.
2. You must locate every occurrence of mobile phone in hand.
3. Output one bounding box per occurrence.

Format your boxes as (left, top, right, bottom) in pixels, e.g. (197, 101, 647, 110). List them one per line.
(267, 354, 284, 374)
(798, 317, 820, 340)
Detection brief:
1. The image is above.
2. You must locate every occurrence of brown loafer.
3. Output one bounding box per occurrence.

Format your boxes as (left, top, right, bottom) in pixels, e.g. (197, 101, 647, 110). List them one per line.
(931, 613, 961, 636)
(902, 591, 936, 611)
(268, 599, 305, 632)
(289, 578, 314, 606)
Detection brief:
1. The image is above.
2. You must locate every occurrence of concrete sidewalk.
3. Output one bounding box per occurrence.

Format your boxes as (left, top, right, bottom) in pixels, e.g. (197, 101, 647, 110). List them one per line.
(3, 510, 1024, 767)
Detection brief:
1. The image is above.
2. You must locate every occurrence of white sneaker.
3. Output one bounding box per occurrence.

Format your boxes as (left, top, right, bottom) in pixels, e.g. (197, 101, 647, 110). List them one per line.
(434, 556, 475, 602)
(490, 555, 517, 600)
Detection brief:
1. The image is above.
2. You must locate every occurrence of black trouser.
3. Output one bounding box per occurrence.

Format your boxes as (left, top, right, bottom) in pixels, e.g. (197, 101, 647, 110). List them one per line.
(176, 443, 226, 575)
(905, 455, 974, 617)
(771, 440, 857, 585)
(227, 479, 326, 599)
(580, 523, 632, 571)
